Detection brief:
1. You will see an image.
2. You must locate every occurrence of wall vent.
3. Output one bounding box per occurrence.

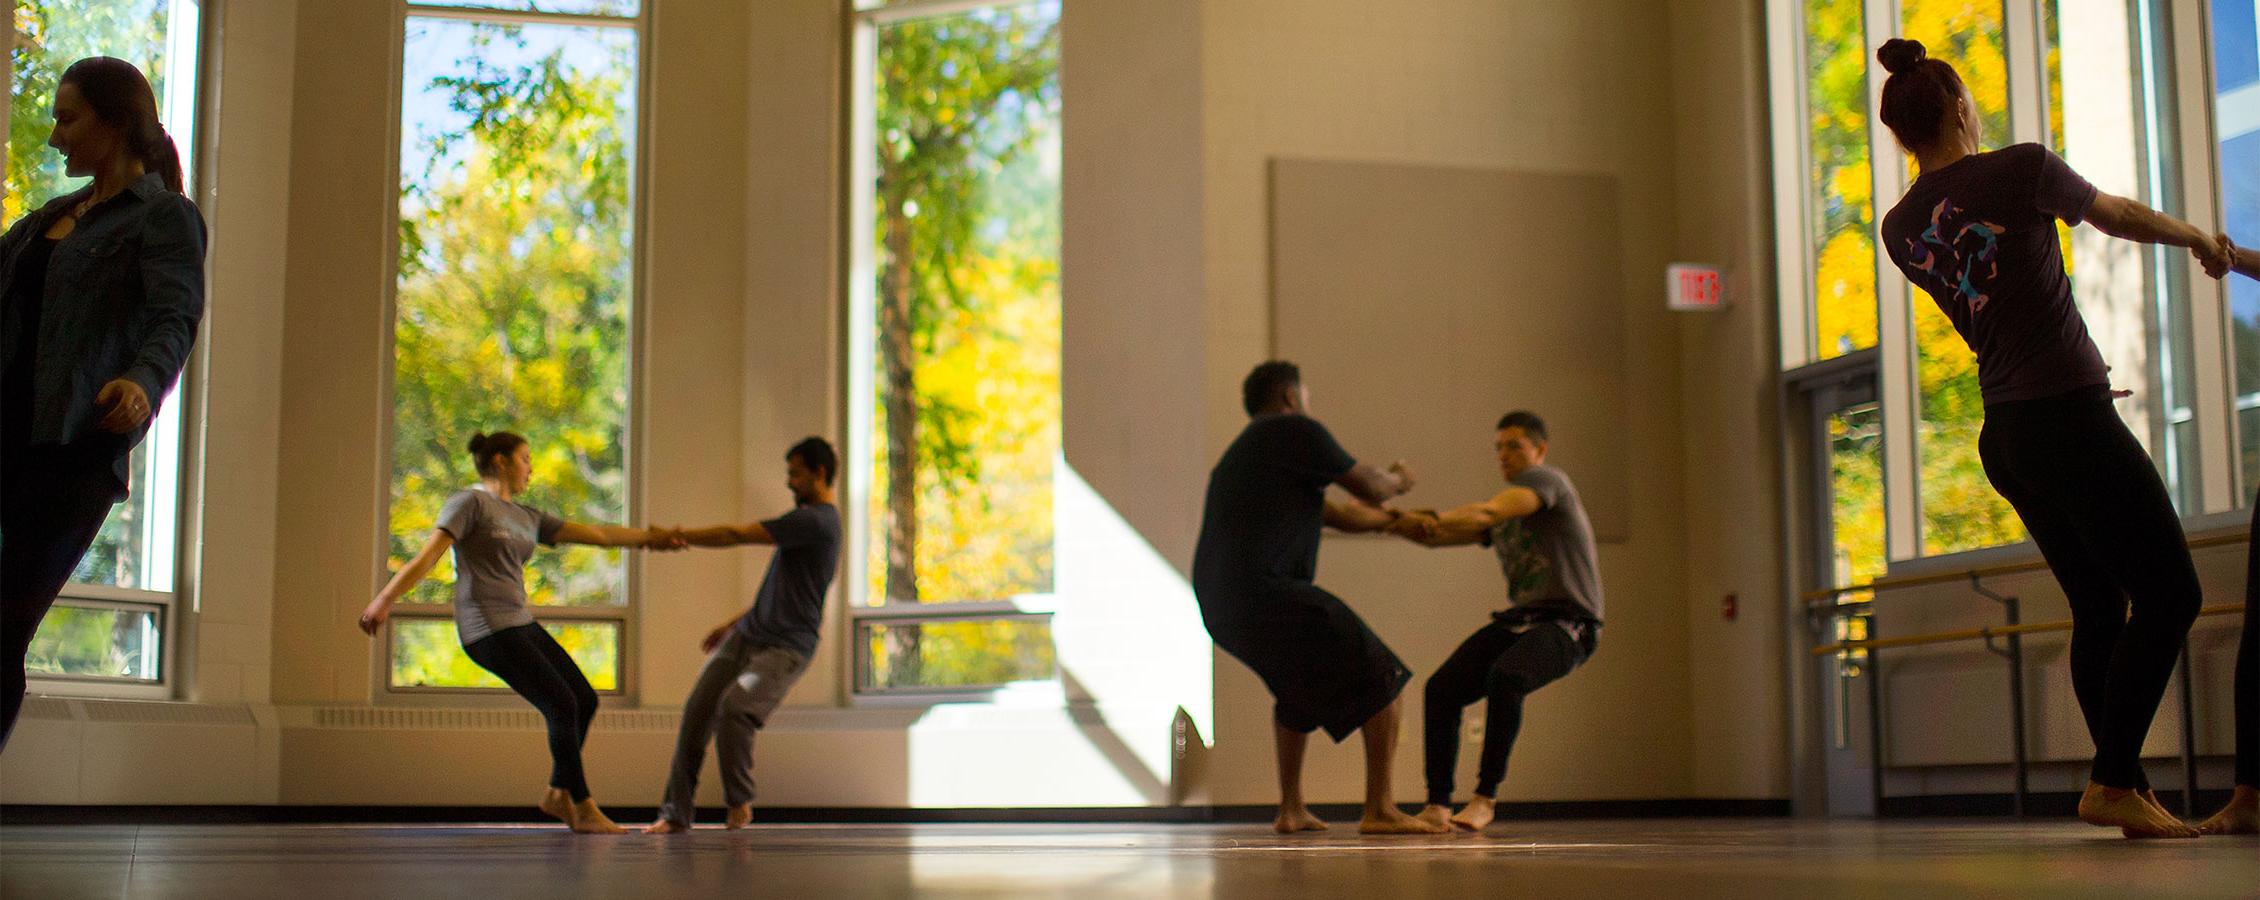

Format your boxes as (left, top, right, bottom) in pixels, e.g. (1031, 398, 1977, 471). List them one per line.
(80, 701, 257, 726)
(307, 707, 682, 733)
(22, 698, 73, 721)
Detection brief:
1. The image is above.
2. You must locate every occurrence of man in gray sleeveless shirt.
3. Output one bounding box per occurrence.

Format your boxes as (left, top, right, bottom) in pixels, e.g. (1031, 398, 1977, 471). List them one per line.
(1385, 411, 1603, 832)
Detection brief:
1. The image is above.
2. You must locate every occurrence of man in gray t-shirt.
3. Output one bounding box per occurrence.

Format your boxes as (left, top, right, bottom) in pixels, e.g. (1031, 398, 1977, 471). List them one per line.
(647, 437, 842, 834)
(1384, 411, 1604, 833)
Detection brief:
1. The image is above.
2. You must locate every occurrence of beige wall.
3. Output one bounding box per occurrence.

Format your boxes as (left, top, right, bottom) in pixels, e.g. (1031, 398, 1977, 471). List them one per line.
(4, 0, 1833, 810)
(1666, 0, 1791, 801)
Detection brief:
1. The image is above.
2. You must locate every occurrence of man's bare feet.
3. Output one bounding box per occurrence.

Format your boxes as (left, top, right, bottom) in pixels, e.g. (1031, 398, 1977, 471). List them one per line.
(1415, 805, 1452, 831)
(2079, 782, 2198, 839)
(1449, 795, 1496, 832)
(1274, 805, 1329, 834)
(568, 798, 629, 835)
(726, 803, 754, 830)
(642, 819, 689, 835)
(1360, 806, 1450, 835)
(2196, 785, 2259, 836)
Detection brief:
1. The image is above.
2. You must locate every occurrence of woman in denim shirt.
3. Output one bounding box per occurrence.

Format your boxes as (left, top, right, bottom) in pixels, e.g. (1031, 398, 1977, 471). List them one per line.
(0, 57, 205, 749)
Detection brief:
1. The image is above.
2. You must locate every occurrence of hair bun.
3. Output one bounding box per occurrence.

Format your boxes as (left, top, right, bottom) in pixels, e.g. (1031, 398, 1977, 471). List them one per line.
(466, 433, 490, 454)
(1877, 38, 1927, 74)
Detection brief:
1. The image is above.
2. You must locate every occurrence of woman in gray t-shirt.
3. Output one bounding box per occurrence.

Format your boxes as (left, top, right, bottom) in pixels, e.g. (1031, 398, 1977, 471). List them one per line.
(358, 431, 675, 834)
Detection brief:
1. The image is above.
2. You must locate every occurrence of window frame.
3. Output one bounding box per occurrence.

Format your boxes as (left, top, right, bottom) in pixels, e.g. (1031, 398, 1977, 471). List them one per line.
(18, 0, 213, 702)
(1768, 0, 2240, 574)
(840, 0, 1064, 702)
(372, 0, 652, 704)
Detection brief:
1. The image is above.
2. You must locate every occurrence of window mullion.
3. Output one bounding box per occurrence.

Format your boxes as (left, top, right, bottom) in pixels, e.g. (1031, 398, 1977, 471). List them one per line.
(1867, 0, 1921, 562)
(1770, 0, 1818, 371)
(2173, 0, 2235, 510)
(2005, 1, 2046, 146)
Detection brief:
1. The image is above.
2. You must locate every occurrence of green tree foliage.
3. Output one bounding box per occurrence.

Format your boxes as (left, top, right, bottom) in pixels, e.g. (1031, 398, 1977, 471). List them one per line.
(870, 3, 1060, 605)
(1808, 0, 1877, 360)
(866, 2, 1060, 689)
(1904, 1, 2027, 555)
(386, 18, 635, 687)
(390, 19, 634, 610)
(1828, 405, 1886, 589)
(7, 0, 170, 221)
(390, 619, 617, 691)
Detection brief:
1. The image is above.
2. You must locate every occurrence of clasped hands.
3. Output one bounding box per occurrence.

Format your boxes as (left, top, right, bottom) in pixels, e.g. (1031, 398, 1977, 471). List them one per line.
(640, 526, 691, 551)
(1381, 507, 1443, 542)
(2197, 232, 2241, 280)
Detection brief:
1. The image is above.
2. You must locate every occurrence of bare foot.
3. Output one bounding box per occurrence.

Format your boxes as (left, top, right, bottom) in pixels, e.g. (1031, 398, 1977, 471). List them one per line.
(1274, 805, 1330, 834)
(1449, 795, 1496, 832)
(725, 803, 753, 830)
(642, 819, 689, 835)
(1360, 806, 1450, 835)
(569, 798, 629, 835)
(538, 788, 574, 826)
(2196, 785, 2259, 836)
(2124, 789, 2186, 839)
(2079, 783, 2198, 839)
(1414, 805, 1452, 831)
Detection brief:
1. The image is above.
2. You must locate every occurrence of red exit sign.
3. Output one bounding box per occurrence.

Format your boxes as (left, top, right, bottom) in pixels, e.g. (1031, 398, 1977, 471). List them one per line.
(1667, 263, 1725, 311)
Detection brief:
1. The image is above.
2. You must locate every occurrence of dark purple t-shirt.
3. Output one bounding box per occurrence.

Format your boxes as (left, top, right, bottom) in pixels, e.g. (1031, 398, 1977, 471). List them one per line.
(1881, 143, 2107, 406)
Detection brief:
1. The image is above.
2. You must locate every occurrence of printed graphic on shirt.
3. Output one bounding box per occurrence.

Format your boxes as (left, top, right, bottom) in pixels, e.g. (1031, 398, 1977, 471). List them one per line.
(1903, 197, 2005, 314)
(1489, 518, 1550, 603)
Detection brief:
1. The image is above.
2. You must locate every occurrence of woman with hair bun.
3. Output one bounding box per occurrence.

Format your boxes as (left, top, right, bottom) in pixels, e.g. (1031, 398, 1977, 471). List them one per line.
(360, 430, 680, 834)
(1, 57, 205, 750)
(1872, 37, 2231, 839)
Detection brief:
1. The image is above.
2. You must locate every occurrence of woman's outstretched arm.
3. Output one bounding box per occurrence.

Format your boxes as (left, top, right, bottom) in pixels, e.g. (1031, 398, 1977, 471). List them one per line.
(360, 530, 454, 635)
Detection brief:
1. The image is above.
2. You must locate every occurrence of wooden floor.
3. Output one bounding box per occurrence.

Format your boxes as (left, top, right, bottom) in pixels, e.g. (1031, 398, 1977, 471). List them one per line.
(2, 817, 2255, 899)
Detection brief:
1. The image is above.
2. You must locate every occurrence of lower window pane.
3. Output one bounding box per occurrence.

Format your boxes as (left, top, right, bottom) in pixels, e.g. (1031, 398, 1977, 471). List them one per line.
(858, 617, 1055, 692)
(27, 603, 161, 681)
(389, 618, 620, 691)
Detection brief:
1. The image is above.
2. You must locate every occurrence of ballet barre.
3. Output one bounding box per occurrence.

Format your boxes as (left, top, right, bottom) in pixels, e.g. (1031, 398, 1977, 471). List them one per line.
(1799, 527, 2247, 818)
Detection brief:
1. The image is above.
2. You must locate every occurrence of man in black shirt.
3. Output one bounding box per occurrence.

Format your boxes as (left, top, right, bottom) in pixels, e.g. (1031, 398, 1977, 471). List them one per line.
(1192, 361, 1446, 834)
(645, 437, 842, 833)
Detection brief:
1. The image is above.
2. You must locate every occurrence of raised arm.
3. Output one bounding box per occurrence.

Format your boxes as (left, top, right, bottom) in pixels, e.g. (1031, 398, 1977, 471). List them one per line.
(360, 530, 455, 635)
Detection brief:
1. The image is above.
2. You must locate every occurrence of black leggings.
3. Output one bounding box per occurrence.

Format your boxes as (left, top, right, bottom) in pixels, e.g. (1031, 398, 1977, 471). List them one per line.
(2239, 494, 2259, 789)
(1422, 618, 1593, 805)
(464, 623, 599, 801)
(1979, 388, 2200, 790)
(1, 445, 121, 751)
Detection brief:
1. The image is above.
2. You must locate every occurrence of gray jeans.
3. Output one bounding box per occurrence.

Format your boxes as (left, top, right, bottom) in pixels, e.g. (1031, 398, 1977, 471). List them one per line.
(656, 629, 810, 824)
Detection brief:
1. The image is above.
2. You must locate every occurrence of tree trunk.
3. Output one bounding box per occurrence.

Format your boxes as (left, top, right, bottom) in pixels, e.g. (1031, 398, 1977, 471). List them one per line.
(878, 176, 923, 685)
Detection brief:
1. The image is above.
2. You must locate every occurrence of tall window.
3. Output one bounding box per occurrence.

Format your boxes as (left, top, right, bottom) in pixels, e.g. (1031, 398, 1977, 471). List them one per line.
(1776, 0, 2211, 564)
(2219, 1, 2260, 493)
(1905, 0, 2025, 555)
(384, 0, 639, 693)
(1807, 0, 1878, 361)
(9, 0, 201, 691)
(848, 0, 1061, 695)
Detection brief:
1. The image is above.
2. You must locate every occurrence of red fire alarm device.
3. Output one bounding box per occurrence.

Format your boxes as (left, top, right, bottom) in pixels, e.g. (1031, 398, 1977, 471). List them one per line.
(1667, 263, 1724, 311)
